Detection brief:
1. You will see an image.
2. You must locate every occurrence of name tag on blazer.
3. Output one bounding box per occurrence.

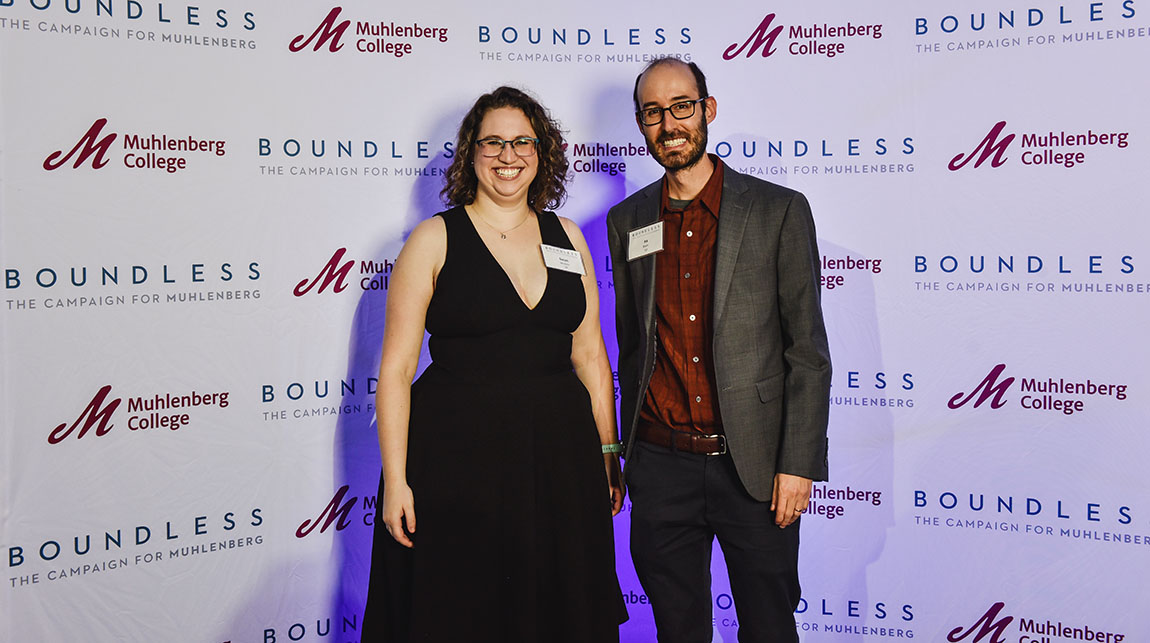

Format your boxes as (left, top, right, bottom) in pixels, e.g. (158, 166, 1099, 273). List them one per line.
(627, 221, 664, 261)
(541, 244, 586, 275)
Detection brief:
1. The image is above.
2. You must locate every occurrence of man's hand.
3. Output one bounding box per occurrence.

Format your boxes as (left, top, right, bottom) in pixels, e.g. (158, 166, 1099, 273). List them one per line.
(771, 473, 813, 528)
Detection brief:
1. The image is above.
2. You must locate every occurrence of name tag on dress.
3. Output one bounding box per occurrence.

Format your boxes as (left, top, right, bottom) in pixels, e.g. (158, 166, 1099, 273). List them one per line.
(541, 244, 586, 275)
(627, 221, 664, 261)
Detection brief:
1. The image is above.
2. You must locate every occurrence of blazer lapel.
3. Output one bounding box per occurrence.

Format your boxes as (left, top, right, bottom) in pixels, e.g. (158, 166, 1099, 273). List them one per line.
(627, 181, 663, 336)
(713, 172, 751, 331)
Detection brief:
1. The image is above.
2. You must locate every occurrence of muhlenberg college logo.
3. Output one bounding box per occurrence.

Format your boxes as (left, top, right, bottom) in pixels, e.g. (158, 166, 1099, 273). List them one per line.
(722, 12, 882, 60)
(948, 363, 1127, 416)
(50, 385, 230, 443)
(294, 248, 393, 296)
(289, 6, 449, 58)
(947, 602, 1126, 643)
(44, 118, 227, 173)
(948, 120, 1130, 170)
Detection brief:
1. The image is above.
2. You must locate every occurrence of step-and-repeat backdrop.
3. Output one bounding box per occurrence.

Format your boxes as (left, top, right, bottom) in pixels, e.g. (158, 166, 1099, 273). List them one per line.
(3, 1, 1147, 641)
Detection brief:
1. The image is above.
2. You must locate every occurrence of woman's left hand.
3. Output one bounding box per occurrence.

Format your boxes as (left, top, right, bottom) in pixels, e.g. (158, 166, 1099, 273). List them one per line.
(604, 453, 624, 516)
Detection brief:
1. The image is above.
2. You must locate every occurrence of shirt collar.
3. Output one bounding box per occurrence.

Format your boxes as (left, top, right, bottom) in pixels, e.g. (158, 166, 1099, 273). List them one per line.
(660, 154, 724, 219)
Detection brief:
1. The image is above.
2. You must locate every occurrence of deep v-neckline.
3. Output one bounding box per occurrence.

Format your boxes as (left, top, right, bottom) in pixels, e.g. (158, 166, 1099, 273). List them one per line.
(462, 207, 550, 312)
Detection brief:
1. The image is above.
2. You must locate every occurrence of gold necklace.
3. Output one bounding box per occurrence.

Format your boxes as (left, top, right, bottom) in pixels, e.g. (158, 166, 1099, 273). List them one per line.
(473, 209, 531, 240)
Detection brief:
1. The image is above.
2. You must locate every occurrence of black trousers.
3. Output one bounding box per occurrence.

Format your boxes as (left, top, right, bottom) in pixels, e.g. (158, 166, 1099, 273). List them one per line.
(628, 439, 801, 643)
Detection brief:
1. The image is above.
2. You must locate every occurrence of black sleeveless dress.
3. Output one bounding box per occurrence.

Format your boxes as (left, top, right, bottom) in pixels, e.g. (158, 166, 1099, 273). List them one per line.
(362, 207, 626, 642)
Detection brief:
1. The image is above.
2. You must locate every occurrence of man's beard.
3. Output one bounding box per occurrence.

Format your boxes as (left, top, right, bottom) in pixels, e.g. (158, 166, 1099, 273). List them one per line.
(647, 119, 708, 171)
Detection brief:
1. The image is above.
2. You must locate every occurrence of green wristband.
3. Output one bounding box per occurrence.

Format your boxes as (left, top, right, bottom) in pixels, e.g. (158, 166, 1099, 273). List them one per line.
(601, 442, 623, 454)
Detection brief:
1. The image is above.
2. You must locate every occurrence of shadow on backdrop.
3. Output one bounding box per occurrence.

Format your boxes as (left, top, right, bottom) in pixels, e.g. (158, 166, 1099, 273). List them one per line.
(327, 106, 465, 634)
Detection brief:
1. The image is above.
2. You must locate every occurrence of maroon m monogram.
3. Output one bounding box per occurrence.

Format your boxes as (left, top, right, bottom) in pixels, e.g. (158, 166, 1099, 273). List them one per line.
(948, 602, 1013, 643)
(294, 248, 354, 296)
(49, 385, 122, 443)
(949, 364, 1014, 410)
(949, 121, 1014, 170)
(289, 7, 350, 52)
(723, 13, 784, 59)
(43, 118, 117, 170)
(296, 485, 356, 537)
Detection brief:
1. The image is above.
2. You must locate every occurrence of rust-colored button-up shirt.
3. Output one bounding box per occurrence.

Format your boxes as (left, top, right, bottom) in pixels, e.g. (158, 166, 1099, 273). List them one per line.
(639, 156, 725, 434)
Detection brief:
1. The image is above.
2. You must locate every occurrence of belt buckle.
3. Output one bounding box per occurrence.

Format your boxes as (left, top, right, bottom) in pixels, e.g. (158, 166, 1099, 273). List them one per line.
(702, 433, 727, 456)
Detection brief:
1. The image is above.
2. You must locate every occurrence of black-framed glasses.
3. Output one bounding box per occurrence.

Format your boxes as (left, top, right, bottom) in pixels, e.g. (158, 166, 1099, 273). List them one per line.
(476, 136, 539, 157)
(636, 97, 708, 126)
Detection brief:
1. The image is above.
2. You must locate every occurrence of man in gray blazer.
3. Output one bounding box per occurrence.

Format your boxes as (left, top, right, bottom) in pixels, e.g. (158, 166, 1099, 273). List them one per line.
(607, 58, 831, 643)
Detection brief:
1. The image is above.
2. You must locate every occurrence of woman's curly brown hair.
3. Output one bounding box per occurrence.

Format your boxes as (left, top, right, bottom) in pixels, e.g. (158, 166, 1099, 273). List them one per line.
(441, 86, 569, 212)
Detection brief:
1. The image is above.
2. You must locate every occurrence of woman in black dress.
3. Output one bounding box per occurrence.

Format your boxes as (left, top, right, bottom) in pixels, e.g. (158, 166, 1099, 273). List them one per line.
(362, 86, 627, 642)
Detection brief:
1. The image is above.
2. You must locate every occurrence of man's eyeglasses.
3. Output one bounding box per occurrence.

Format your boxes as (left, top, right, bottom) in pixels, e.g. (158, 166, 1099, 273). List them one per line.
(636, 97, 708, 126)
(476, 137, 539, 157)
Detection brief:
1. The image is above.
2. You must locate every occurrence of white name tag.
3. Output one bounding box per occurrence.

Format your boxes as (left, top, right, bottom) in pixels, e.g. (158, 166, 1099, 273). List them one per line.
(541, 244, 586, 275)
(627, 221, 664, 261)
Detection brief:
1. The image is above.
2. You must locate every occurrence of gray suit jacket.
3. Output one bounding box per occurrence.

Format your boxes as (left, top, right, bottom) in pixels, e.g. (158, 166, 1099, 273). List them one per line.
(607, 167, 832, 502)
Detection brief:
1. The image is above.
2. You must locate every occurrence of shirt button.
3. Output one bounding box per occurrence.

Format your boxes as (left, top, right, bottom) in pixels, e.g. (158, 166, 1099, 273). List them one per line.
(686, 230, 694, 237)
(695, 396, 702, 403)
(684, 272, 691, 279)
(692, 356, 700, 363)
(689, 314, 696, 321)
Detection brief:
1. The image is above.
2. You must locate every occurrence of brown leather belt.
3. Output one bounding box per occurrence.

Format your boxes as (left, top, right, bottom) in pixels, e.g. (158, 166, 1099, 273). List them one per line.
(637, 420, 727, 456)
